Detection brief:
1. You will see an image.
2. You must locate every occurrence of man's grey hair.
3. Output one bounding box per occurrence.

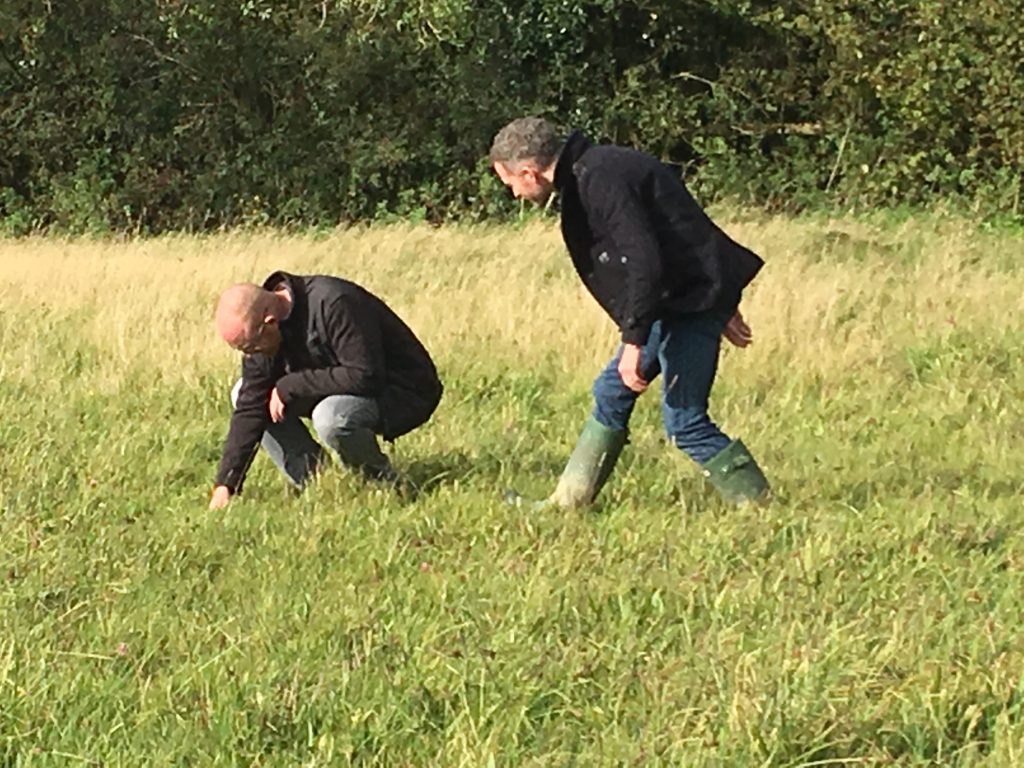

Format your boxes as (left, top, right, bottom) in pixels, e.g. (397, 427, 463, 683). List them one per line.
(490, 117, 563, 168)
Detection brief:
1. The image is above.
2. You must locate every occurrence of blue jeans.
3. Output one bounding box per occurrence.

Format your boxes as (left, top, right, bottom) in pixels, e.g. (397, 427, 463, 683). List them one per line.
(592, 309, 733, 465)
(231, 380, 394, 488)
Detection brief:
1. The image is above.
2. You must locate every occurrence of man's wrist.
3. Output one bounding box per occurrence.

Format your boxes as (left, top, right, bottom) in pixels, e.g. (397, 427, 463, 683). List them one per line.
(273, 377, 292, 402)
(621, 325, 651, 346)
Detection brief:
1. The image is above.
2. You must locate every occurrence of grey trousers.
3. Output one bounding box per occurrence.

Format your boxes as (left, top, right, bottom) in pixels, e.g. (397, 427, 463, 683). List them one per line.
(231, 380, 395, 489)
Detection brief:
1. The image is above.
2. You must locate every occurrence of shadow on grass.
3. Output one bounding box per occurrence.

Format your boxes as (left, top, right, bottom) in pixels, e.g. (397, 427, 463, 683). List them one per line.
(401, 447, 569, 500)
(402, 450, 477, 494)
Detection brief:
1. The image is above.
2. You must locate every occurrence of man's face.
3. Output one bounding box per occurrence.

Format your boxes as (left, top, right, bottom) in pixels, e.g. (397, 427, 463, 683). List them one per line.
(230, 317, 282, 357)
(494, 160, 554, 205)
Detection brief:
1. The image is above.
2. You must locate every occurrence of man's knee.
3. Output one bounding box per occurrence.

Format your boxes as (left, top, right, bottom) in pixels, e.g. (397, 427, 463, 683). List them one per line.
(230, 378, 243, 407)
(311, 395, 380, 441)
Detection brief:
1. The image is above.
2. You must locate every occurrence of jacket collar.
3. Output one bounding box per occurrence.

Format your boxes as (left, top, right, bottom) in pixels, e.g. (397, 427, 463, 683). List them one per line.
(262, 270, 306, 330)
(554, 130, 592, 191)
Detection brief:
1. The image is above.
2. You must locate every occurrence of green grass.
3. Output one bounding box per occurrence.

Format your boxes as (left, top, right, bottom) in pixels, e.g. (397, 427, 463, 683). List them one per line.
(1, 215, 1023, 765)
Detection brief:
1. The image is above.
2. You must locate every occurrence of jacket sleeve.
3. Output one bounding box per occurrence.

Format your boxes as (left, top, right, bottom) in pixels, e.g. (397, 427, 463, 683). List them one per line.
(273, 295, 386, 402)
(580, 168, 663, 346)
(214, 354, 280, 493)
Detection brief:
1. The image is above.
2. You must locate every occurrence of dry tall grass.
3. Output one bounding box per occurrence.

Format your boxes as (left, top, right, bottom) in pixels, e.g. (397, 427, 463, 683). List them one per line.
(2, 214, 1019, 386)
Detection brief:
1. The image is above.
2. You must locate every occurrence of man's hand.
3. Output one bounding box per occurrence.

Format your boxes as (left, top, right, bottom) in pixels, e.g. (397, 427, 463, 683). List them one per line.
(723, 311, 753, 348)
(209, 485, 232, 511)
(269, 387, 286, 423)
(618, 343, 649, 393)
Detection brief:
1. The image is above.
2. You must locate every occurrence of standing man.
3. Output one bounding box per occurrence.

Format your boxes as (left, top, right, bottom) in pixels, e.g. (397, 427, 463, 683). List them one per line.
(209, 271, 442, 510)
(490, 117, 769, 508)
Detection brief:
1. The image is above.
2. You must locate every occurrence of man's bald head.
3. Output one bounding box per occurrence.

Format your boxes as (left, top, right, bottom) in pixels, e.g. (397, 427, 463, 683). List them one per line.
(215, 283, 272, 348)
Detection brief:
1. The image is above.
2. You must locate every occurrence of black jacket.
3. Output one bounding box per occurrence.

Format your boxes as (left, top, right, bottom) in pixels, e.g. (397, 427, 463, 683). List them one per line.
(555, 131, 764, 345)
(214, 272, 442, 492)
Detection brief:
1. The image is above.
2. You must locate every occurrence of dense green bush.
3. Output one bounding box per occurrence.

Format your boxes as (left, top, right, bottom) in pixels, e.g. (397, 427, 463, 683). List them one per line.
(1, 0, 1021, 233)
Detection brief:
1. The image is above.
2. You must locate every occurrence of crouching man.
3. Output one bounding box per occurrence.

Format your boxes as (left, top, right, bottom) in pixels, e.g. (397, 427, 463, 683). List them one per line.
(208, 271, 442, 510)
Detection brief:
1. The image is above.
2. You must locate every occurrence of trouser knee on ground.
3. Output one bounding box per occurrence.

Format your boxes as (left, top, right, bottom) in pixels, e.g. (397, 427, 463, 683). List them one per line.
(311, 395, 394, 480)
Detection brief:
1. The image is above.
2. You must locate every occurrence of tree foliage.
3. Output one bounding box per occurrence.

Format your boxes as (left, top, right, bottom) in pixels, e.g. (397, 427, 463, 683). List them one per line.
(1, 0, 1021, 233)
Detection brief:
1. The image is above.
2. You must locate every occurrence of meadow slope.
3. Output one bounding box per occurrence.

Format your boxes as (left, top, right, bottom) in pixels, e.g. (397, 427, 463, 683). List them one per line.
(1, 214, 1022, 766)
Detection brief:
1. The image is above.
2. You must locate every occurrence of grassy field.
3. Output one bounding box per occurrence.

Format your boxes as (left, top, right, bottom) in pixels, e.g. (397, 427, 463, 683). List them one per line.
(1, 213, 1022, 766)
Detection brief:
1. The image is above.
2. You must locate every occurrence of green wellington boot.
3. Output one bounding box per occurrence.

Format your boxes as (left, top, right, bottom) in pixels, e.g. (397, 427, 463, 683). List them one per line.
(504, 417, 627, 511)
(546, 417, 628, 510)
(701, 439, 770, 504)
